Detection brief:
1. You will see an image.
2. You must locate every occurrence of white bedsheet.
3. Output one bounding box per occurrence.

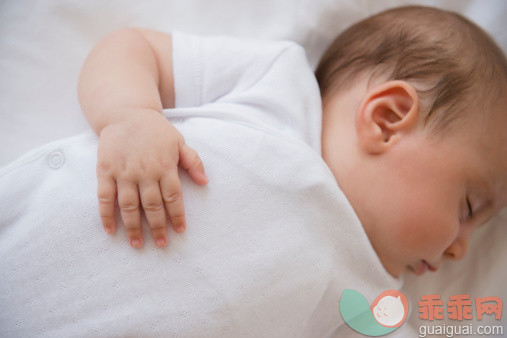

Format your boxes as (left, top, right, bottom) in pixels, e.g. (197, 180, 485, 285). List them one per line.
(1, 0, 506, 335)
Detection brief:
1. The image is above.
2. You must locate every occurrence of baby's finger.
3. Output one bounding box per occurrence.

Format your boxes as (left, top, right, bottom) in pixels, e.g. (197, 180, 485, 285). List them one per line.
(117, 180, 143, 248)
(179, 144, 208, 185)
(139, 181, 168, 247)
(160, 170, 186, 233)
(97, 174, 117, 234)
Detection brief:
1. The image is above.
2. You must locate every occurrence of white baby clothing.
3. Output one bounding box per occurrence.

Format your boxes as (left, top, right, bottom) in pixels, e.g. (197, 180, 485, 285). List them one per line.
(0, 32, 401, 337)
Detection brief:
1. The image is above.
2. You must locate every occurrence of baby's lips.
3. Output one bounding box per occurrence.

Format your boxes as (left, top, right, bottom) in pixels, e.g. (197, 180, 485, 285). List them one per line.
(414, 260, 438, 276)
(414, 261, 429, 276)
(427, 261, 439, 272)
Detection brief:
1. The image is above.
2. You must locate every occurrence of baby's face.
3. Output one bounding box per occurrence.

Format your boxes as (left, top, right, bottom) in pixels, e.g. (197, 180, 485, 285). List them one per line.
(322, 85, 507, 277)
(365, 111, 507, 277)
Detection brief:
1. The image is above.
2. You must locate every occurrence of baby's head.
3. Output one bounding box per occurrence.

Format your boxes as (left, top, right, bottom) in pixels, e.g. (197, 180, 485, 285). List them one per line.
(316, 6, 507, 277)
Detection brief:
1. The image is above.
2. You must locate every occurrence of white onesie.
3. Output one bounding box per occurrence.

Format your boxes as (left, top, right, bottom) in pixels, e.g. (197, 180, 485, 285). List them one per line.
(0, 32, 400, 337)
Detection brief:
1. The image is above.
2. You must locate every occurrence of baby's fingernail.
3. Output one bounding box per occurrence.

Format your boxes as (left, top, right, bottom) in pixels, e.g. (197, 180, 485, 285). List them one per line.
(131, 238, 142, 248)
(104, 226, 114, 234)
(175, 225, 186, 233)
(155, 238, 167, 247)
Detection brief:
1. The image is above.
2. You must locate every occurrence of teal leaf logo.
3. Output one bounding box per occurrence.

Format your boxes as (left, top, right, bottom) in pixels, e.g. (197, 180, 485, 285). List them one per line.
(340, 289, 408, 336)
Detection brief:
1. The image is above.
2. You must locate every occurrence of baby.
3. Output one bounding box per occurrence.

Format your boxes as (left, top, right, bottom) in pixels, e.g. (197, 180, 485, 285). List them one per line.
(1, 5, 506, 336)
(79, 5, 507, 278)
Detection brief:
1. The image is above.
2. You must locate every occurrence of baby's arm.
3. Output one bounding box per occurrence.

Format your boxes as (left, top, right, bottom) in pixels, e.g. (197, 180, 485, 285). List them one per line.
(78, 28, 208, 248)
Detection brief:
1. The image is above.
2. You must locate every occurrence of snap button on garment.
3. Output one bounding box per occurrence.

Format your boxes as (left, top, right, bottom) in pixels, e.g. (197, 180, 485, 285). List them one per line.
(47, 150, 65, 169)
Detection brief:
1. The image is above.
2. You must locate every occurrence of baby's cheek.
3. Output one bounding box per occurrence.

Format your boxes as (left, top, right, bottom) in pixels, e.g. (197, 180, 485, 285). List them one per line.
(394, 208, 424, 235)
(398, 206, 457, 253)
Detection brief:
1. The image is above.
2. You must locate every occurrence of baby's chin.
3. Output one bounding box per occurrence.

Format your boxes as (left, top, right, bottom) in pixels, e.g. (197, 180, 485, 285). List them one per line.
(381, 262, 422, 281)
(374, 249, 420, 279)
(376, 259, 404, 279)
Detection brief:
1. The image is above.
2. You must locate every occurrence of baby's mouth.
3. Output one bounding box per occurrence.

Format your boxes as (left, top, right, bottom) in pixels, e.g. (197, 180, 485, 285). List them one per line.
(410, 260, 437, 276)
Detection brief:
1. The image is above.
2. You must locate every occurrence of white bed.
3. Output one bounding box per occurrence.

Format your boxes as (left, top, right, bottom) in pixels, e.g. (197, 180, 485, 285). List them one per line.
(1, 0, 506, 335)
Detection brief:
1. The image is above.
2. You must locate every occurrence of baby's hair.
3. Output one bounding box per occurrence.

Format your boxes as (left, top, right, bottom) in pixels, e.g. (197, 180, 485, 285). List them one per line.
(315, 5, 507, 133)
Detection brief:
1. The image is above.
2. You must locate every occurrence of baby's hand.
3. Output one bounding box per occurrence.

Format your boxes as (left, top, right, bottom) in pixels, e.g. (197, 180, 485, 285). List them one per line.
(96, 109, 208, 248)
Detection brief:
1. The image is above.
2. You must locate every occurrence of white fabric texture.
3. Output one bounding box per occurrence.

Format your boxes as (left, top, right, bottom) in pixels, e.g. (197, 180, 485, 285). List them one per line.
(171, 32, 322, 153)
(0, 32, 400, 337)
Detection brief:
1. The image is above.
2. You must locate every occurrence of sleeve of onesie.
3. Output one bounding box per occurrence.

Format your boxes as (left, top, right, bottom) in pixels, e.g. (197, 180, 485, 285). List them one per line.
(170, 31, 322, 152)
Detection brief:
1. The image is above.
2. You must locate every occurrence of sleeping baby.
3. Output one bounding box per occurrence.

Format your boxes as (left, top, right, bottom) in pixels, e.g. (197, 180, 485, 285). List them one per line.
(80, 5, 507, 278)
(0, 5, 505, 336)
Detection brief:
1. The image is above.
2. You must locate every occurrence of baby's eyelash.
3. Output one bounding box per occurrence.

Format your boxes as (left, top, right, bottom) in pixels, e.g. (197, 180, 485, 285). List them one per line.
(466, 197, 473, 218)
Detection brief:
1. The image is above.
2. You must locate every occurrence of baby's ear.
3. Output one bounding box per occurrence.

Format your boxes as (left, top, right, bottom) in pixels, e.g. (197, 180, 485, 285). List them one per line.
(356, 80, 419, 154)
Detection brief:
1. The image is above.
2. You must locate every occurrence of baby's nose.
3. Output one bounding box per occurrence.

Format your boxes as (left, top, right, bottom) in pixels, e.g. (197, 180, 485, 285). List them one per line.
(444, 234, 470, 261)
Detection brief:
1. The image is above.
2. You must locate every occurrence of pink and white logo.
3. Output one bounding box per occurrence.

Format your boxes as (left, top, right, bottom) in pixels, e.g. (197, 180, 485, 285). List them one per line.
(371, 290, 409, 328)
